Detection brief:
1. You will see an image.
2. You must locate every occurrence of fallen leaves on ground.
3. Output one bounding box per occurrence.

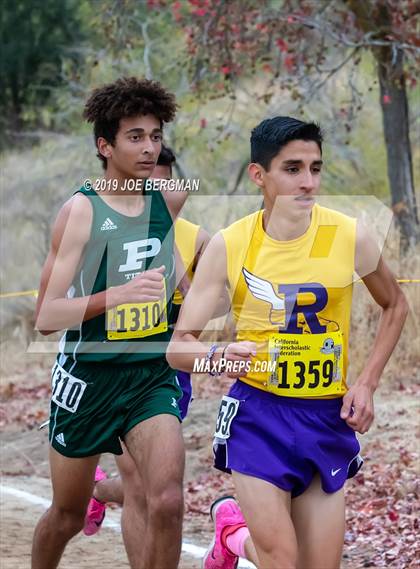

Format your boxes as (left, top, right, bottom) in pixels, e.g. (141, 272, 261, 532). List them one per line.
(187, 377, 420, 569)
(0, 381, 50, 429)
(2, 366, 419, 568)
(344, 444, 419, 568)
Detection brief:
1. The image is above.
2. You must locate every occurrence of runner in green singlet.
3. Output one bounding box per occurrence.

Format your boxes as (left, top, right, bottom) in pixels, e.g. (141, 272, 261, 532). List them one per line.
(31, 77, 184, 569)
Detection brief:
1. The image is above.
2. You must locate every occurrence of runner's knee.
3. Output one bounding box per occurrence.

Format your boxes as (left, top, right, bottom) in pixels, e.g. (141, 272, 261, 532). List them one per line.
(148, 484, 183, 522)
(49, 504, 86, 536)
(255, 536, 297, 569)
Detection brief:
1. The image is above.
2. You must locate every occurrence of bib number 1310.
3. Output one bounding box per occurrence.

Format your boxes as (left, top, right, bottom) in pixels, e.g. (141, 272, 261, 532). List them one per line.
(51, 363, 87, 413)
(106, 284, 168, 340)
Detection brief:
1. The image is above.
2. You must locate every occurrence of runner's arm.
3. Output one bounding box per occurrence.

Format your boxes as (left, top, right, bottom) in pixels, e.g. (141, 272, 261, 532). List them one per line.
(194, 227, 230, 317)
(192, 227, 211, 272)
(340, 221, 408, 433)
(161, 187, 189, 220)
(174, 244, 190, 299)
(175, 226, 229, 315)
(35, 194, 97, 334)
(167, 233, 256, 374)
(173, 227, 210, 300)
(36, 194, 165, 334)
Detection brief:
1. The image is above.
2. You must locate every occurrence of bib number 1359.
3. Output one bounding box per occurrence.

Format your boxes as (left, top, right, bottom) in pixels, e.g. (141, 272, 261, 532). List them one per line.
(276, 359, 334, 390)
(267, 331, 345, 397)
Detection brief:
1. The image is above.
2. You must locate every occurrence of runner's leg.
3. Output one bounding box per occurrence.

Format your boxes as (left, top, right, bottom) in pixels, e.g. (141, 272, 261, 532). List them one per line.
(244, 533, 259, 565)
(232, 471, 297, 569)
(31, 448, 99, 569)
(124, 414, 184, 569)
(116, 445, 148, 568)
(292, 474, 345, 569)
(94, 472, 124, 505)
(94, 370, 191, 510)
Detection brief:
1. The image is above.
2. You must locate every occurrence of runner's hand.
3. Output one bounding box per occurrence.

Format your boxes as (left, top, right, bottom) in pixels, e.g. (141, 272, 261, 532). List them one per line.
(340, 382, 375, 434)
(221, 341, 257, 378)
(113, 266, 166, 304)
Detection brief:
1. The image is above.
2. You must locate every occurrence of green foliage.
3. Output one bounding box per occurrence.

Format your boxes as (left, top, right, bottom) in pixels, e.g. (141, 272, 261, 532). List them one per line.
(1, 1, 418, 338)
(1, 1, 417, 205)
(0, 0, 87, 143)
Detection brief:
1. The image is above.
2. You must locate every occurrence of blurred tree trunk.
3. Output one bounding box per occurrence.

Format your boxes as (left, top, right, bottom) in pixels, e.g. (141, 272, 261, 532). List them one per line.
(10, 77, 23, 132)
(347, 0, 419, 250)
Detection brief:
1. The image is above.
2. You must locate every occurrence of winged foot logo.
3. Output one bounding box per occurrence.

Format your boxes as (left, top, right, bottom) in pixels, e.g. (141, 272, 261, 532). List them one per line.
(242, 267, 332, 334)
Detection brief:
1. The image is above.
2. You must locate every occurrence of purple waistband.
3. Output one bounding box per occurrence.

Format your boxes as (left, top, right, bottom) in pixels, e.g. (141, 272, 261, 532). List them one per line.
(232, 380, 344, 410)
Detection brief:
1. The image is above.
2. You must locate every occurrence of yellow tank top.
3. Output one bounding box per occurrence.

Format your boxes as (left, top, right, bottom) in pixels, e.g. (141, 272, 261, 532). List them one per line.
(221, 204, 356, 397)
(173, 217, 200, 305)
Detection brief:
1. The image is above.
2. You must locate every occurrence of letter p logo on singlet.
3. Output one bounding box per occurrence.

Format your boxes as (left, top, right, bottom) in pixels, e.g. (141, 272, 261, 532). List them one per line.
(118, 238, 161, 272)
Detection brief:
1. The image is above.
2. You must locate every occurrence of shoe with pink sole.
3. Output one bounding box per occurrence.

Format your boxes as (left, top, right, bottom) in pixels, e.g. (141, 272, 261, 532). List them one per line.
(83, 466, 107, 536)
(202, 495, 247, 569)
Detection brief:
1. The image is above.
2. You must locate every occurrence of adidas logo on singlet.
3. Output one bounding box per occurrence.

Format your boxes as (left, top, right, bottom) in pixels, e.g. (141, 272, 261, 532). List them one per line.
(100, 217, 118, 231)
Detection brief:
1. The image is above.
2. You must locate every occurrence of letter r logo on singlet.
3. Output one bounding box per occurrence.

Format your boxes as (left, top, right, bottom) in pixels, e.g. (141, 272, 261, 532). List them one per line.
(242, 269, 329, 334)
(279, 283, 328, 334)
(118, 238, 161, 272)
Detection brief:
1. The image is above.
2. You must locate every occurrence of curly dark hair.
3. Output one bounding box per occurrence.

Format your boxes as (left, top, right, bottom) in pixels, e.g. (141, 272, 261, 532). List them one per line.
(83, 77, 177, 168)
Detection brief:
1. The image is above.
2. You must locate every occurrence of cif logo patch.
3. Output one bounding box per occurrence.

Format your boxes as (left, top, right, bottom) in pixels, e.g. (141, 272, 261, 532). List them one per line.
(242, 268, 332, 334)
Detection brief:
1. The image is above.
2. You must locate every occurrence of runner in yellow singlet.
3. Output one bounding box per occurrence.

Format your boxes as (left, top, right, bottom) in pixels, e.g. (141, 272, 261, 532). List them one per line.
(167, 116, 408, 569)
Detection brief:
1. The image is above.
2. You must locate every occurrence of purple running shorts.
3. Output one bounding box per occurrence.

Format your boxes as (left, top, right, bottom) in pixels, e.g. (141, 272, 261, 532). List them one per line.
(176, 370, 193, 420)
(213, 380, 363, 498)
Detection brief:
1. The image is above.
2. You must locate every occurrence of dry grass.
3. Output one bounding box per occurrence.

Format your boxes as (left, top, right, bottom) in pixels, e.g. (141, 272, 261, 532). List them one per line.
(348, 239, 420, 387)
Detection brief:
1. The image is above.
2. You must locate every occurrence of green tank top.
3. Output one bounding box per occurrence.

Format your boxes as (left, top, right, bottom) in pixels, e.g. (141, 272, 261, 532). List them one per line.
(59, 185, 175, 363)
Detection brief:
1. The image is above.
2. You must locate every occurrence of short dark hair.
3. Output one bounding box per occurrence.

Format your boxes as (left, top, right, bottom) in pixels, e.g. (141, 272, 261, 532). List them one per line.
(157, 145, 176, 173)
(83, 77, 177, 168)
(250, 116, 323, 170)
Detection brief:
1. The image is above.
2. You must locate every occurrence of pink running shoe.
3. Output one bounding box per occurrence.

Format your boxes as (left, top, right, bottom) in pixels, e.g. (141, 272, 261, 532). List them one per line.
(202, 495, 247, 569)
(83, 466, 107, 536)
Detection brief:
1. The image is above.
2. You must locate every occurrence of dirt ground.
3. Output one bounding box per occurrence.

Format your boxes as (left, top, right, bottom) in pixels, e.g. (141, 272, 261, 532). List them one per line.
(0, 396, 221, 569)
(1, 357, 419, 569)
